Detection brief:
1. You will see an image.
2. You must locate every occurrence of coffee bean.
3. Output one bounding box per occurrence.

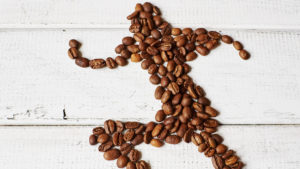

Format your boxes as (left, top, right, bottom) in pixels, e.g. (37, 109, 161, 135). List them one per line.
(233, 41, 243, 50)
(150, 139, 164, 147)
(204, 119, 219, 128)
(98, 140, 114, 152)
(148, 64, 158, 74)
(183, 128, 193, 143)
(117, 155, 129, 168)
(106, 57, 118, 69)
(149, 74, 161, 84)
(89, 59, 106, 69)
(69, 39, 81, 48)
(68, 48, 80, 59)
(153, 6, 161, 15)
(222, 150, 234, 159)
(186, 51, 197, 61)
(151, 29, 161, 39)
(208, 137, 217, 148)
(93, 127, 105, 135)
(198, 143, 207, 152)
(198, 97, 211, 106)
(154, 86, 164, 100)
(167, 82, 179, 95)
(196, 45, 209, 56)
(212, 134, 223, 145)
(141, 59, 154, 69)
(129, 23, 141, 33)
(127, 161, 137, 169)
(116, 44, 126, 54)
(161, 76, 170, 87)
(104, 149, 121, 160)
(221, 35, 233, 44)
(104, 120, 116, 134)
(89, 135, 97, 145)
(191, 117, 203, 126)
(212, 155, 224, 169)
(157, 128, 168, 140)
(205, 40, 219, 50)
(143, 2, 153, 13)
(191, 133, 204, 146)
(152, 123, 164, 137)
(131, 53, 142, 62)
(171, 28, 181, 36)
(182, 106, 192, 119)
(136, 160, 149, 169)
(113, 132, 124, 146)
(187, 85, 198, 99)
(181, 94, 192, 106)
(182, 28, 193, 35)
(124, 129, 135, 142)
(208, 31, 221, 40)
(196, 34, 209, 44)
(127, 11, 139, 20)
(166, 72, 176, 82)
(135, 125, 145, 135)
(125, 122, 140, 129)
(172, 93, 182, 105)
(205, 106, 218, 117)
(225, 155, 238, 166)
(128, 45, 140, 53)
(165, 135, 181, 144)
(162, 102, 173, 115)
(135, 3, 143, 11)
(145, 122, 156, 132)
(146, 46, 159, 55)
(75, 57, 89, 68)
(129, 149, 141, 162)
(121, 49, 132, 59)
(123, 37, 135, 46)
(216, 144, 228, 154)
(205, 147, 215, 157)
(131, 134, 144, 145)
(97, 133, 110, 144)
(239, 49, 250, 60)
(173, 65, 183, 77)
(155, 110, 166, 122)
(120, 143, 133, 155)
(115, 121, 124, 133)
(115, 56, 128, 66)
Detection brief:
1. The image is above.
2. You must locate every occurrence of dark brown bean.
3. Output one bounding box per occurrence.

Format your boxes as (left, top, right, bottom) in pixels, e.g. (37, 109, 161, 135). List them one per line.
(221, 35, 233, 44)
(120, 143, 133, 155)
(195, 28, 207, 35)
(149, 74, 161, 84)
(104, 149, 121, 160)
(239, 49, 250, 60)
(216, 144, 228, 154)
(98, 140, 114, 152)
(167, 82, 179, 95)
(104, 120, 116, 134)
(212, 155, 224, 169)
(152, 123, 164, 137)
(182, 28, 193, 35)
(127, 161, 136, 169)
(191, 133, 204, 146)
(136, 160, 149, 169)
(123, 37, 135, 46)
(155, 110, 166, 122)
(90, 59, 106, 69)
(93, 127, 105, 135)
(196, 45, 209, 56)
(131, 134, 144, 145)
(69, 39, 81, 48)
(233, 41, 243, 50)
(75, 57, 89, 68)
(68, 47, 80, 59)
(113, 132, 124, 146)
(116, 121, 124, 133)
(160, 76, 170, 87)
(183, 128, 193, 143)
(171, 28, 181, 36)
(225, 155, 238, 166)
(165, 135, 181, 144)
(97, 133, 110, 144)
(186, 51, 198, 61)
(117, 155, 129, 168)
(162, 102, 173, 115)
(106, 57, 118, 69)
(141, 59, 154, 69)
(89, 135, 97, 145)
(205, 106, 219, 117)
(144, 131, 152, 144)
(155, 86, 164, 100)
(135, 125, 145, 135)
(125, 122, 140, 129)
(115, 56, 128, 66)
(129, 149, 141, 162)
(148, 64, 158, 74)
(150, 139, 164, 147)
(208, 31, 221, 40)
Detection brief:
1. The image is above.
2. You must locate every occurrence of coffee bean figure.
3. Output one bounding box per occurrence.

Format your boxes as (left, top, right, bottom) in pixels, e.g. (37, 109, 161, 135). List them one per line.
(68, 2, 250, 169)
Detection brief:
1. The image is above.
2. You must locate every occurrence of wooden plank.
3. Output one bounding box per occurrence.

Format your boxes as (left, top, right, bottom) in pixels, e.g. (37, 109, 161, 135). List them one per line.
(0, 0, 299, 29)
(0, 125, 298, 169)
(0, 29, 299, 125)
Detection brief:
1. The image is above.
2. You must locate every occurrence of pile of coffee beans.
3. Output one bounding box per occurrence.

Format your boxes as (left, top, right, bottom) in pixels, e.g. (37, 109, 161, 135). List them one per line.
(68, 2, 249, 169)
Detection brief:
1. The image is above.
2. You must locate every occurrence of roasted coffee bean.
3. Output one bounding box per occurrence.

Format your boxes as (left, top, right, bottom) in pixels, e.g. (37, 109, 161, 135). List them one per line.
(146, 46, 159, 55)
(113, 132, 124, 146)
(196, 34, 209, 44)
(205, 106, 218, 117)
(191, 117, 203, 126)
(195, 86, 205, 97)
(208, 31, 221, 40)
(177, 123, 188, 138)
(75, 57, 89, 68)
(129, 149, 141, 162)
(131, 134, 144, 145)
(233, 41, 243, 50)
(129, 23, 141, 33)
(141, 59, 154, 69)
(205, 127, 217, 133)
(198, 97, 211, 106)
(162, 102, 173, 115)
(134, 33, 145, 43)
(125, 122, 140, 129)
(152, 123, 164, 137)
(222, 150, 234, 159)
(68, 47, 80, 59)
(121, 49, 131, 59)
(131, 53, 142, 62)
(161, 90, 171, 103)
(143, 2, 153, 12)
(148, 64, 158, 74)
(116, 121, 124, 133)
(97, 133, 110, 144)
(153, 55, 163, 65)
(139, 42, 148, 51)
(163, 116, 176, 126)
(193, 102, 204, 113)
(182, 106, 192, 119)
(69, 39, 81, 48)
(89, 59, 106, 69)
(153, 15, 163, 26)
(106, 57, 118, 69)
(205, 39, 219, 50)
(166, 72, 176, 82)
(157, 66, 167, 77)
(135, 125, 145, 135)
(89, 135, 97, 145)
(145, 122, 156, 132)
(172, 93, 182, 105)
(153, 5, 161, 15)
(98, 140, 114, 152)
(191, 133, 204, 146)
(198, 143, 207, 152)
(151, 29, 162, 39)
(104, 120, 116, 134)
(116, 44, 126, 54)
(205, 148, 215, 157)
(212, 155, 224, 169)
(157, 128, 168, 140)
(186, 51, 198, 61)
(182, 28, 193, 35)
(170, 119, 180, 133)
(165, 135, 181, 144)
(225, 155, 238, 166)
(143, 131, 152, 144)
(123, 37, 135, 46)
(127, 161, 136, 169)
(212, 134, 224, 145)
(173, 65, 183, 77)
(127, 11, 139, 20)
(93, 127, 105, 135)
(104, 149, 121, 160)
(155, 109, 166, 122)
(120, 143, 133, 155)
(216, 144, 228, 154)
(171, 28, 181, 36)
(204, 119, 219, 128)
(149, 74, 161, 84)
(128, 45, 140, 53)
(150, 139, 164, 147)
(195, 28, 207, 35)
(167, 82, 179, 95)
(115, 56, 128, 66)
(239, 49, 250, 60)
(187, 85, 198, 99)
(161, 76, 170, 87)
(136, 160, 149, 169)
(117, 155, 129, 168)
(196, 45, 209, 56)
(221, 35, 233, 44)
(183, 128, 193, 143)
(173, 104, 182, 117)
(154, 86, 164, 100)
(208, 137, 217, 148)
(200, 131, 211, 141)
(124, 129, 135, 142)
(181, 94, 192, 107)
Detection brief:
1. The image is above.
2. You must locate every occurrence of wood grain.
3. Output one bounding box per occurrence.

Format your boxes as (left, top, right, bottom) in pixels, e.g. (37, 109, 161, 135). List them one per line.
(0, 0, 299, 29)
(0, 29, 299, 125)
(0, 125, 298, 169)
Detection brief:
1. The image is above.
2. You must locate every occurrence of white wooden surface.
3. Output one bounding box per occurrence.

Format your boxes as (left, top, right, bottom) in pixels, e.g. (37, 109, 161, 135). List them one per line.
(0, 0, 300, 169)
